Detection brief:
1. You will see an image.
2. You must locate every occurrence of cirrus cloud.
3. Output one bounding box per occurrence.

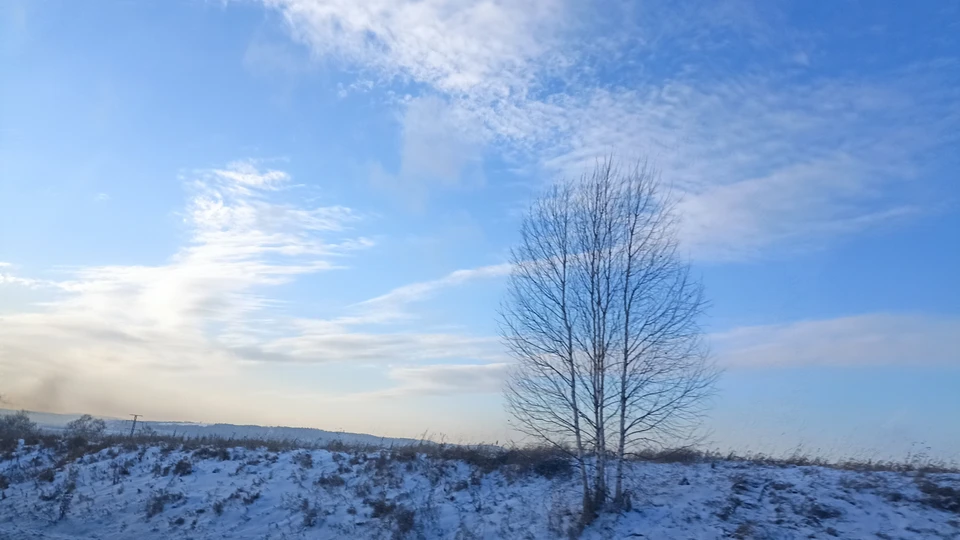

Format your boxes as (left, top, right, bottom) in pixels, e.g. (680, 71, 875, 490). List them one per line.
(712, 313, 960, 369)
(260, 0, 959, 261)
(0, 160, 512, 418)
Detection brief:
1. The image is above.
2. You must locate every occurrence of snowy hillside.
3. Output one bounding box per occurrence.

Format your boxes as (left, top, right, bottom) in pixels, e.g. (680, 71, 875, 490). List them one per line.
(1, 441, 958, 539)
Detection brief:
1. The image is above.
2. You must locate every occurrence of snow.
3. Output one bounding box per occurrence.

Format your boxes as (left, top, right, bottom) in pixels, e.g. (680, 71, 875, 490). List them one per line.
(1, 443, 958, 539)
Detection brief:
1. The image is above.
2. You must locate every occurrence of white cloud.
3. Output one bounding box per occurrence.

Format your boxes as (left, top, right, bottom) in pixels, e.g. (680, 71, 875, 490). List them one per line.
(264, 0, 568, 205)
(355, 362, 511, 398)
(0, 265, 68, 290)
(250, 328, 503, 365)
(495, 77, 949, 261)
(0, 161, 513, 417)
(94, 193, 110, 202)
(264, 0, 567, 98)
(371, 95, 485, 208)
(712, 314, 960, 368)
(355, 262, 511, 323)
(260, 0, 958, 261)
(0, 274, 48, 289)
(220, 262, 513, 365)
(0, 162, 374, 410)
(392, 362, 510, 394)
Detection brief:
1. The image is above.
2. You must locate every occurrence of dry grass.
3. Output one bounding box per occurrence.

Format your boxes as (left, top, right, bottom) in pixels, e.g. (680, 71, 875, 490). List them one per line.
(916, 478, 960, 514)
(3, 411, 956, 480)
(145, 490, 184, 519)
(629, 447, 959, 474)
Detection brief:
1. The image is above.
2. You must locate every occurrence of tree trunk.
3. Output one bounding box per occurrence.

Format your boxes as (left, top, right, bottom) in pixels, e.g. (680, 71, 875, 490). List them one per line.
(614, 366, 627, 504)
(594, 398, 606, 508)
(570, 346, 591, 519)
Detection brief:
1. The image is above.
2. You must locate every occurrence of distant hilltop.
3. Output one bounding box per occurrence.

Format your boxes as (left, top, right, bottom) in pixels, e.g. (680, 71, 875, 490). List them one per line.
(0, 408, 427, 448)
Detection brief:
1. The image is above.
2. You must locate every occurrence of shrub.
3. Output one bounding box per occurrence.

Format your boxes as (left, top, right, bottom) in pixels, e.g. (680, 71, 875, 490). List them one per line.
(733, 522, 755, 539)
(193, 446, 230, 461)
(316, 473, 346, 488)
(37, 468, 56, 483)
(294, 452, 314, 469)
(63, 414, 107, 454)
(172, 458, 193, 476)
(301, 499, 319, 527)
(355, 482, 372, 498)
(145, 490, 185, 519)
(426, 444, 572, 479)
(717, 496, 742, 521)
(65, 414, 107, 439)
(58, 468, 79, 521)
(533, 456, 572, 479)
(368, 498, 397, 518)
(0, 410, 38, 450)
(394, 506, 416, 535)
(917, 480, 960, 514)
(800, 501, 843, 523)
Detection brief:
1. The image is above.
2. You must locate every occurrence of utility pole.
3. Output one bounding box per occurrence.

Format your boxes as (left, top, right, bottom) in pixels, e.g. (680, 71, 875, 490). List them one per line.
(129, 414, 142, 437)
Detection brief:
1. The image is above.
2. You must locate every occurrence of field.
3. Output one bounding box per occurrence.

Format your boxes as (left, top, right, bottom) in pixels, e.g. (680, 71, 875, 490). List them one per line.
(1, 435, 958, 539)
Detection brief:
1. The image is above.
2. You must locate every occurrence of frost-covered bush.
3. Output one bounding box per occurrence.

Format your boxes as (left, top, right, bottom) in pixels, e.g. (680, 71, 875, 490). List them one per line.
(65, 415, 107, 439)
(64, 414, 107, 452)
(0, 410, 38, 451)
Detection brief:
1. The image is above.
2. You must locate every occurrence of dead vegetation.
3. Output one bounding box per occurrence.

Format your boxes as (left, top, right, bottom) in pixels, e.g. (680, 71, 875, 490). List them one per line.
(916, 477, 960, 514)
(145, 490, 185, 519)
(627, 446, 959, 474)
(3, 410, 960, 539)
(2, 410, 956, 478)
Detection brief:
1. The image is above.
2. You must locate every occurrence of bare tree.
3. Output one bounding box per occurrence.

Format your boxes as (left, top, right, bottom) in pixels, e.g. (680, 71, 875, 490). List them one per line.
(570, 162, 621, 510)
(502, 159, 716, 520)
(608, 161, 716, 506)
(501, 183, 592, 515)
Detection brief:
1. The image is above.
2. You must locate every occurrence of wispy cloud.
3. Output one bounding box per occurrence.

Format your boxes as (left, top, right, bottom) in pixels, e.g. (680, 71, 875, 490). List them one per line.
(354, 263, 511, 323)
(0, 274, 53, 289)
(371, 95, 486, 209)
(265, 0, 567, 98)
(389, 362, 510, 396)
(224, 262, 513, 366)
(464, 70, 954, 261)
(0, 161, 373, 409)
(249, 328, 502, 366)
(261, 0, 959, 261)
(712, 314, 960, 368)
(352, 362, 511, 399)
(0, 264, 69, 290)
(0, 161, 511, 415)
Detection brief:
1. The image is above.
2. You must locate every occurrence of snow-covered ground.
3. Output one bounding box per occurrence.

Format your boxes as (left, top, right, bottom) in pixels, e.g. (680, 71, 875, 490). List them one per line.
(1, 442, 958, 539)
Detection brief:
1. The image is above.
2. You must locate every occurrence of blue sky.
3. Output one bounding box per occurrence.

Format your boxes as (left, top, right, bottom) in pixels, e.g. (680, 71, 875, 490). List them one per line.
(1, 0, 958, 459)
